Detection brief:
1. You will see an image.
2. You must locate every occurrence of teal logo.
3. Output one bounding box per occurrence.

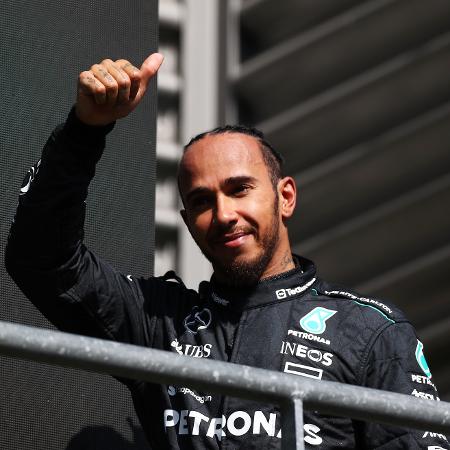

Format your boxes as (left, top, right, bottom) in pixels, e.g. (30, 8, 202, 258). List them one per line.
(415, 340, 431, 378)
(300, 307, 337, 335)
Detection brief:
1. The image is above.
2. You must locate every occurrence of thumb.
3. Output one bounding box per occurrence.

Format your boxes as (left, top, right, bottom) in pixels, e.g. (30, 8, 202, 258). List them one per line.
(140, 52, 164, 86)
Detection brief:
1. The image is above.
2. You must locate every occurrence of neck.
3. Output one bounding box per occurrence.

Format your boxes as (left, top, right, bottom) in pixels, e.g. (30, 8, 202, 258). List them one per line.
(259, 248, 296, 280)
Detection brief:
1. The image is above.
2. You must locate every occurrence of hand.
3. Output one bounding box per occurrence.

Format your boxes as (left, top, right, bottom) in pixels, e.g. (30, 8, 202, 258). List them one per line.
(75, 53, 164, 126)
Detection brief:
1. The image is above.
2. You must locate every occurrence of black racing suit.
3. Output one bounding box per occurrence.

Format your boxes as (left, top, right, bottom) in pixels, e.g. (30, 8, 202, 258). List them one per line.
(5, 110, 449, 449)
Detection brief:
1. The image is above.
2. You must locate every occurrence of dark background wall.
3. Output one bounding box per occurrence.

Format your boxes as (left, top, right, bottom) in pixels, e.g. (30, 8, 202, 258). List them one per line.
(0, 1, 158, 448)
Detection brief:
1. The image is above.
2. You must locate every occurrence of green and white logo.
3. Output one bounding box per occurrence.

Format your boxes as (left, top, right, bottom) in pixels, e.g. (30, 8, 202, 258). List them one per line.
(300, 307, 337, 335)
(415, 340, 431, 378)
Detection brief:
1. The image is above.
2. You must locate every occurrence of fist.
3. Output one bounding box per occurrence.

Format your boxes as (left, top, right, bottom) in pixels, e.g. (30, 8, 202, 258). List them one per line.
(76, 53, 163, 126)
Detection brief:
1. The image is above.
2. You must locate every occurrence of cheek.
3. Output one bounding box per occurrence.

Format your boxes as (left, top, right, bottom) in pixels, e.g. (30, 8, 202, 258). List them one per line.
(240, 196, 277, 226)
(189, 212, 212, 239)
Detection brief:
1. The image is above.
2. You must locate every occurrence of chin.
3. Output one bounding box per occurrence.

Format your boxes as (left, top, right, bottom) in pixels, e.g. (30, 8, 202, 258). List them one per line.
(217, 246, 261, 265)
(213, 250, 271, 287)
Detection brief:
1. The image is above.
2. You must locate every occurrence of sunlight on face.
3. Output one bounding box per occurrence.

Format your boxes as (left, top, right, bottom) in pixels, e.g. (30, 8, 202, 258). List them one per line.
(179, 133, 282, 286)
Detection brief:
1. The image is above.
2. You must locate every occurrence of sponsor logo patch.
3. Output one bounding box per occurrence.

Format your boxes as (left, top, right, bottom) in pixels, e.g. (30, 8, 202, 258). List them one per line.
(299, 307, 336, 335)
(183, 306, 212, 334)
(411, 389, 440, 401)
(324, 290, 393, 315)
(167, 385, 212, 404)
(288, 329, 331, 346)
(280, 341, 333, 366)
(170, 339, 212, 358)
(275, 278, 316, 300)
(423, 431, 448, 441)
(20, 160, 41, 195)
(211, 294, 229, 306)
(284, 362, 323, 380)
(411, 374, 437, 391)
(163, 409, 322, 444)
(416, 340, 432, 378)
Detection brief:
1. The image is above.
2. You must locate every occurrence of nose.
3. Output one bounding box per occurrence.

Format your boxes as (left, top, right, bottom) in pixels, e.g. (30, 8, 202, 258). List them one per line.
(213, 194, 238, 226)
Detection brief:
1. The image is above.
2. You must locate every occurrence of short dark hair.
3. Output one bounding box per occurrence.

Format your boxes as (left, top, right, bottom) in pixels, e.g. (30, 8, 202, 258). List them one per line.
(180, 124, 284, 191)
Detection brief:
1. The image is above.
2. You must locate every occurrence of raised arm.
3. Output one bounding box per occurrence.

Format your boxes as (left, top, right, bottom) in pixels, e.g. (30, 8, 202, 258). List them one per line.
(5, 54, 164, 344)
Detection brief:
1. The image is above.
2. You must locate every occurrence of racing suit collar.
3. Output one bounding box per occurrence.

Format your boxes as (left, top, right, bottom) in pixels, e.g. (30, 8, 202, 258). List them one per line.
(206, 255, 317, 311)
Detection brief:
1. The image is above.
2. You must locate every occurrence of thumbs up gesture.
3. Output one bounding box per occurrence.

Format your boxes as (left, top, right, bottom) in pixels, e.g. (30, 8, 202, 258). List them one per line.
(75, 53, 164, 126)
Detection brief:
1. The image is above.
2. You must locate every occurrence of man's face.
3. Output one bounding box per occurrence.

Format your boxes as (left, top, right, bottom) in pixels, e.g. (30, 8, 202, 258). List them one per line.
(179, 133, 284, 286)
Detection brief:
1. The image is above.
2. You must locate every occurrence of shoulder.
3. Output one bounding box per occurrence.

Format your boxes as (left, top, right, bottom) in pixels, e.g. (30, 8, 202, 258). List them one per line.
(286, 278, 410, 355)
(311, 279, 409, 332)
(309, 280, 425, 379)
(135, 270, 201, 313)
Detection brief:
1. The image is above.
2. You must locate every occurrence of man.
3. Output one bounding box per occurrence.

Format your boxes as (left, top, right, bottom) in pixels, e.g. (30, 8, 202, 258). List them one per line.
(5, 53, 449, 449)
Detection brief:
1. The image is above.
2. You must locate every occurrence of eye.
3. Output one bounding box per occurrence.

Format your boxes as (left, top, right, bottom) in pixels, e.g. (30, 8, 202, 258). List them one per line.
(233, 184, 251, 196)
(189, 195, 212, 210)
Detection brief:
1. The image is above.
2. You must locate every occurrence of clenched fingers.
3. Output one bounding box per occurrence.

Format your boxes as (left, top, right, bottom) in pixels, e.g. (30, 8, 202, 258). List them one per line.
(78, 71, 107, 105)
(101, 59, 132, 104)
(90, 61, 121, 106)
(79, 59, 139, 106)
(116, 59, 141, 100)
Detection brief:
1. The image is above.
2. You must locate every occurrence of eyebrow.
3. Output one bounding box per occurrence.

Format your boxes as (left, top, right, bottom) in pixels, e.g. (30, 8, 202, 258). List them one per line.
(185, 175, 257, 203)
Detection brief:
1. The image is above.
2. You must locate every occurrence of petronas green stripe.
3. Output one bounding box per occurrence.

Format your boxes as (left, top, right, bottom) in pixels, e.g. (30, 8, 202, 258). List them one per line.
(352, 300, 395, 324)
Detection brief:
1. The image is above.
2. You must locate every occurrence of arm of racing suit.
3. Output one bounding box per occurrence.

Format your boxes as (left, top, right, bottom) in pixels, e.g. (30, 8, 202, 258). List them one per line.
(357, 321, 449, 449)
(5, 109, 151, 346)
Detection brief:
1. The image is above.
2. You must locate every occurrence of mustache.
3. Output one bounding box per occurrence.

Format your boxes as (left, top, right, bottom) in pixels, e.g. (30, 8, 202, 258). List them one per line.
(209, 225, 256, 242)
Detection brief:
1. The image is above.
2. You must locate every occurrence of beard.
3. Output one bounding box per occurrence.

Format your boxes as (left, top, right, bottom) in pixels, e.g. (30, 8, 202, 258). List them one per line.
(199, 197, 280, 287)
(217, 223, 279, 287)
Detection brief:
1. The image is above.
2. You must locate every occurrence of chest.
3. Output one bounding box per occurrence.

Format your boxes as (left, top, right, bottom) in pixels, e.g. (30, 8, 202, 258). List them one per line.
(148, 299, 364, 449)
(161, 300, 364, 388)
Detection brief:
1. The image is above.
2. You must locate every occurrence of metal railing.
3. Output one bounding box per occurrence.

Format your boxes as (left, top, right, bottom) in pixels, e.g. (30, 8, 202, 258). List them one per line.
(1, 320, 450, 449)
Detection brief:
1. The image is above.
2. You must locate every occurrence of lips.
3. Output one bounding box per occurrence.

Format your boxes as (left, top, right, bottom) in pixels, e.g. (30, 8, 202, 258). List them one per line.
(223, 233, 249, 248)
(213, 231, 252, 248)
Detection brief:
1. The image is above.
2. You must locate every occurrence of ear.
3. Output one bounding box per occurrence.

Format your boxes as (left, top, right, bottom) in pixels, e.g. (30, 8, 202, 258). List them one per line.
(278, 176, 297, 220)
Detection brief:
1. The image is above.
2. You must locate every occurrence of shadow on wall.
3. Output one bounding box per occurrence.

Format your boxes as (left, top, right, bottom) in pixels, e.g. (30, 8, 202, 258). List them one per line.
(65, 418, 149, 450)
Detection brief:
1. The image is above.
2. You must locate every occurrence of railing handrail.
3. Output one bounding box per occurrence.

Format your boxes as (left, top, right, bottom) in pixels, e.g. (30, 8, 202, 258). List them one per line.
(1, 320, 449, 449)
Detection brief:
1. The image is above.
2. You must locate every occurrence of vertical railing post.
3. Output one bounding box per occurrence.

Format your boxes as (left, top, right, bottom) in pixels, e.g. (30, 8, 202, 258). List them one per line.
(281, 397, 305, 450)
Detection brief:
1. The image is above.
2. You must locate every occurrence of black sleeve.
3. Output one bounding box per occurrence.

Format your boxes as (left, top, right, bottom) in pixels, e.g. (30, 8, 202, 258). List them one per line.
(5, 109, 153, 346)
(357, 321, 449, 449)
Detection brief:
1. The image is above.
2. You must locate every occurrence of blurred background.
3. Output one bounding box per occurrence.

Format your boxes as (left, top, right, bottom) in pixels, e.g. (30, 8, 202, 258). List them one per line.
(155, 0, 450, 398)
